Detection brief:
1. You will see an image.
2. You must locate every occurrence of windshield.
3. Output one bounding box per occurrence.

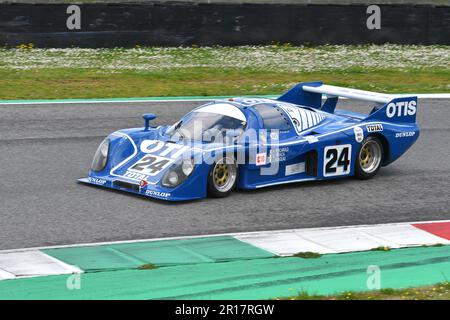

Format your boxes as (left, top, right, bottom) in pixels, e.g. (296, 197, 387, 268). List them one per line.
(166, 111, 247, 143)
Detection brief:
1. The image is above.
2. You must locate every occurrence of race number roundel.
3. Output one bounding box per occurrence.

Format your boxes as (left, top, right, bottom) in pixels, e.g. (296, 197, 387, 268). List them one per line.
(323, 144, 352, 177)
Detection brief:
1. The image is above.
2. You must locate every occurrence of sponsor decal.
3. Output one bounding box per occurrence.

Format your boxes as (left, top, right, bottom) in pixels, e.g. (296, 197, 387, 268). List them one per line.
(366, 124, 383, 132)
(88, 177, 107, 185)
(285, 162, 306, 176)
(145, 190, 171, 198)
(124, 171, 149, 181)
(386, 100, 417, 118)
(270, 131, 279, 140)
(395, 131, 416, 138)
(256, 153, 267, 166)
(305, 135, 319, 143)
(354, 126, 364, 143)
(269, 147, 289, 163)
(139, 180, 148, 187)
(323, 144, 352, 177)
(139, 180, 149, 192)
(259, 131, 268, 145)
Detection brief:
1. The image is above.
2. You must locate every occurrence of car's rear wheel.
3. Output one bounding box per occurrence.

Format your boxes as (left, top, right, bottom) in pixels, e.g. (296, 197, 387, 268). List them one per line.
(207, 156, 238, 198)
(354, 136, 384, 180)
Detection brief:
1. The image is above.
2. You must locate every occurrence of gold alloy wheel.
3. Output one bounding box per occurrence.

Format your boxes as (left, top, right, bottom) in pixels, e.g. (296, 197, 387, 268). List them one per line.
(214, 163, 229, 187)
(359, 139, 382, 174)
(360, 145, 372, 167)
(212, 157, 237, 193)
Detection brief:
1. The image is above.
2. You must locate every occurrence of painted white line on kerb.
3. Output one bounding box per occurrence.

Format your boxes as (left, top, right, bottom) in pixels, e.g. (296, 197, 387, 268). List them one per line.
(0, 250, 82, 279)
(0, 268, 15, 280)
(0, 94, 449, 106)
(235, 222, 450, 256)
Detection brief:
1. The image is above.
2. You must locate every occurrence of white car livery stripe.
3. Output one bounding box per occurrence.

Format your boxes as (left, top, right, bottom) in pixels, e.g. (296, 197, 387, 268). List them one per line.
(109, 131, 139, 179)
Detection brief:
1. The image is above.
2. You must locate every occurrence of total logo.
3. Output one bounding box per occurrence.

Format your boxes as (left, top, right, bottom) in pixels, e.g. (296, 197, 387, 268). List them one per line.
(124, 171, 148, 181)
(366, 124, 383, 132)
(386, 100, 417, 118)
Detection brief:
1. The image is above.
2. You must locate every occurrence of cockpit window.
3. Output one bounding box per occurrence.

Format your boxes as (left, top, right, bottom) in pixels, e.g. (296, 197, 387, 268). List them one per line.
(253, 103, 291, 131)
(165, 111, 246, 142)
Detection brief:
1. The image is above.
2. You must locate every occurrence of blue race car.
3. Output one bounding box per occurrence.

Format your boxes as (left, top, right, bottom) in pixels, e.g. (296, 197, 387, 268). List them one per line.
(79, 82, 420, 201)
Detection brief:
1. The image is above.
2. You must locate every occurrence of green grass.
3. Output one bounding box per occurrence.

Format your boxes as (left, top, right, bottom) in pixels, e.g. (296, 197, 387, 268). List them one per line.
(0, 45, 448, 100)
(281, 281, 450, 300)
(0, 67, 448, 100)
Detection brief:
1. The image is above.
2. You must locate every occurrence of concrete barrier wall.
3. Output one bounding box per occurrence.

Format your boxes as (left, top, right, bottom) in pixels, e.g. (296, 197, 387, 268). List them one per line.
(0, 3, 448, 47)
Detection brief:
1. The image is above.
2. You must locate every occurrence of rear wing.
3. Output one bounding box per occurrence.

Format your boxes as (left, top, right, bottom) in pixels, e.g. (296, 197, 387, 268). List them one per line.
(278, 82, 418, 123)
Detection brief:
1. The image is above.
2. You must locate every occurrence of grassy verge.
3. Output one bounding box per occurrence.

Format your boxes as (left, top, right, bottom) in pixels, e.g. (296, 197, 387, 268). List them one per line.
(281, 282, 450, 300)
(0, 45, 448, 100)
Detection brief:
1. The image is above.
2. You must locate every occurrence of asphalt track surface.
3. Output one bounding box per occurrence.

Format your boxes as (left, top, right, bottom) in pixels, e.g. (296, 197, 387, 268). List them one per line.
(0, 99, 449, 250)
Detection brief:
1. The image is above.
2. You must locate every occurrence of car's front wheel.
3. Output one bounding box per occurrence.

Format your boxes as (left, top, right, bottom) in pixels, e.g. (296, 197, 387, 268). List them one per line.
(207, 156, 238, 198)
(354, 136, 384, 180)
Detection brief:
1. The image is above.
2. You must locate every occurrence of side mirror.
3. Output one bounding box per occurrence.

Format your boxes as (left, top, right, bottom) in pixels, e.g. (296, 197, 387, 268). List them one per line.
(143, 113, 156, 131)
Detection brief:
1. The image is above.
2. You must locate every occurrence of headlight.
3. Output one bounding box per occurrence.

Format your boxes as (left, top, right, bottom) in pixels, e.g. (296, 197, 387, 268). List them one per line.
(181, 158, 195, 176)
(91, 138, 110, 172)
(167, 171, 179, 185)
(162, 158, 195, 188)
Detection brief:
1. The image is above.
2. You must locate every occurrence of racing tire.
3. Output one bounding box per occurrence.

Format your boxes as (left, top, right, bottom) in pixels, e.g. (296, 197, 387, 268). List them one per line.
(207, 156, 239, 198)
(354, 135, 384, 180)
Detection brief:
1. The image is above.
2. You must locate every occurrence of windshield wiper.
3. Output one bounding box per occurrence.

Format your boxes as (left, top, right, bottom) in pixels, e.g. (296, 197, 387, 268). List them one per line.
(174, 121, 183, 130)
(173, 123, 186, 140)
(168, 121, 184, 140)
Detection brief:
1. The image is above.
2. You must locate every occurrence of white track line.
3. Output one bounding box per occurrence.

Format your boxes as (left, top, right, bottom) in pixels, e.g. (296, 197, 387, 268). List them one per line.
(0, 98, 225, 106)
(0, 94, 448, 106)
